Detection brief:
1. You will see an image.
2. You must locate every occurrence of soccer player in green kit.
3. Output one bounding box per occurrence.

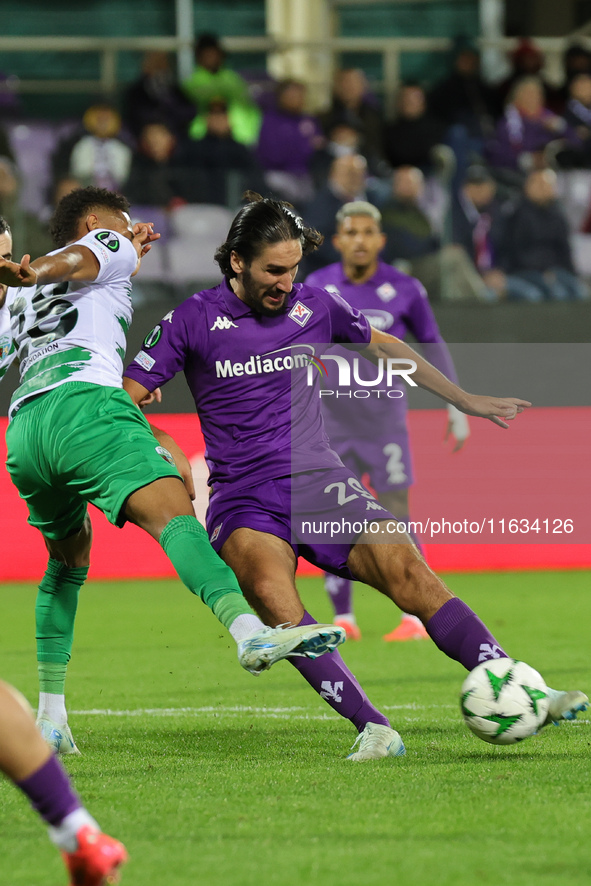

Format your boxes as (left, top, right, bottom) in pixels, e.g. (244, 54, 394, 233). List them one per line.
(0, 187, 344, 755)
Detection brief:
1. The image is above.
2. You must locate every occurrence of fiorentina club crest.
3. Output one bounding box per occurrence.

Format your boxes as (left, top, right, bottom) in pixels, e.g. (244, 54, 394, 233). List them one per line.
(376, 282, 397, 302)
(288, 301, 313, 327)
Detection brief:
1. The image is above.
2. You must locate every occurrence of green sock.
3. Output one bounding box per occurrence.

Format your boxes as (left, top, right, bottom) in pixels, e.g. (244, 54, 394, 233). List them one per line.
(159, 515, 256, 629)
(38, 661, 68, 695)
(36, 559, 88, 695)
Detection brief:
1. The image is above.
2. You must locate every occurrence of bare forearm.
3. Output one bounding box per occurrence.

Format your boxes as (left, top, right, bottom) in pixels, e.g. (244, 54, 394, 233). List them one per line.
(30, 251, 87, 285)
(367, 335, 468, 409)
(364, 329, 530, 427)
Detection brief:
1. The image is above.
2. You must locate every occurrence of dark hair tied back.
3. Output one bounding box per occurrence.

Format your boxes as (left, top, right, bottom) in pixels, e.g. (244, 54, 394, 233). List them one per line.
(214, 191, 323, 278)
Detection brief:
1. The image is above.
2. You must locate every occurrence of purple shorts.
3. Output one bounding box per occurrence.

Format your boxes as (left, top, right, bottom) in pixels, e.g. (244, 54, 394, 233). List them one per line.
(329, 428, 413, 493)
(206, 467, 397, 579)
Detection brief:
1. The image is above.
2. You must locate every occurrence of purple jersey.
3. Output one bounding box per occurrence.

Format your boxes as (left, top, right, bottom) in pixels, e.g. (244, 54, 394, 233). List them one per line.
(305, 261, 458, 440)
(124, 278, 371, 492)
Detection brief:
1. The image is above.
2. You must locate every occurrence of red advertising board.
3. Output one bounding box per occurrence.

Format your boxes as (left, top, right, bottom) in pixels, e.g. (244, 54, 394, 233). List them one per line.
(1, 407, 589, 581)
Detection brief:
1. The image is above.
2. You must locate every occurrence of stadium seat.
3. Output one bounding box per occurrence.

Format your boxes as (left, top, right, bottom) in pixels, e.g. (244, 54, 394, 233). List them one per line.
(570, 232, 591, 277)
(166, 236, 221, 283)
(556, 170, 591, 232)
(129, 205, 173, 243)
(169, 204, 233, 239)
(7, 119, 78, 216)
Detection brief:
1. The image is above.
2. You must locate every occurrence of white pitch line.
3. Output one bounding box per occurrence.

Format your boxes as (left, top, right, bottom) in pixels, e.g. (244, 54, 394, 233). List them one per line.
(69, 703, 456, 718)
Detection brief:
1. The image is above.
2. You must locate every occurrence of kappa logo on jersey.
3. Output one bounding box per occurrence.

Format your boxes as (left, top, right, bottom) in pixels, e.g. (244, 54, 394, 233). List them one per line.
(320, 681, 343, 703)
(288, 301, 313, 327)
(143, 325, 162, 349)
(210, 523, 223, 543)
(95, 231, 120, 252)
(162, 310, 175, 323)
(376, 282, 397, 302)
(324, 284, 340, 296)
(366, 500, 386, 511)
(210, 316, 238, 331)
(477, 643, 504, 662)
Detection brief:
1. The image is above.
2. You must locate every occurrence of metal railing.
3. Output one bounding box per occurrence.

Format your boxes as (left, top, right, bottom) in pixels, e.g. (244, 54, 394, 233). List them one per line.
(0, 34, 590, 116)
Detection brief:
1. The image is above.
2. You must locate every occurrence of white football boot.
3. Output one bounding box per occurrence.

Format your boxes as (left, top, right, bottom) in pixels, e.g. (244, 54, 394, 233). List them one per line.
(542, 688, 589, 726)
(238, 623, 345, 675)
(37, 717, 81, 755)
(346, 722, 406, 761)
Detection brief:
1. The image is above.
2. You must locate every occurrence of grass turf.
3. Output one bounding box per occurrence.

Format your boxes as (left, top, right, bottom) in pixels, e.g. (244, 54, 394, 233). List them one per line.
(1, 571, 590, 886)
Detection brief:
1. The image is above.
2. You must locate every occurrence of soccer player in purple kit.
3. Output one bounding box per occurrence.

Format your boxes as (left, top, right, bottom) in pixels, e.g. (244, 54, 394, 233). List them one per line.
(123, 192, 588, 761)
(305, 201, 469, 642)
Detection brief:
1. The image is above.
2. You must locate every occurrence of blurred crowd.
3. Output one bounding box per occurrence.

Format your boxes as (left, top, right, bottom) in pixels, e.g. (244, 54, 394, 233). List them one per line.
(2, 33, 591, 301)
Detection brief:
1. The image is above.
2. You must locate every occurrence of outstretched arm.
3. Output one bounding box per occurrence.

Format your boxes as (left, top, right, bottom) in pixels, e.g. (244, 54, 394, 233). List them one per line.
(362, 329, 531, 429)
(0, 246, 100, 288)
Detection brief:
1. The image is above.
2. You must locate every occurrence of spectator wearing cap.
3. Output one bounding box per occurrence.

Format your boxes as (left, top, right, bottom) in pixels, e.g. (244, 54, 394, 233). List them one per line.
(183, 33, 261, 146)
(452, 165, 542, 301)
(493, 38, 561, 111)
(256, 79, 324, 206)
(500, 168, 589, 300)
(553, 44, 591, 113)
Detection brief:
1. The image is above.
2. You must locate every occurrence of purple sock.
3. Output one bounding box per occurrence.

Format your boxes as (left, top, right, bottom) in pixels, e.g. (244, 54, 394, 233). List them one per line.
(16, 755, 80, 826)
(290, 611, 390, 732)
(324, 574, 353, 617)
(426, 597, 508, 671)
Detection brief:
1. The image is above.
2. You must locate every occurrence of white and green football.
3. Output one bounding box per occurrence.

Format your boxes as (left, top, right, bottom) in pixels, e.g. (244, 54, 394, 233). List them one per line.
(460, 658, 550, 745)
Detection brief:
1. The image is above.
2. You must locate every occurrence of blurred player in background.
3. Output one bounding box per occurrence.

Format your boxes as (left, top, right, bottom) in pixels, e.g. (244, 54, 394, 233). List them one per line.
(123, 192, 587, 761)
(0, 186, 343, 756)
(0, 679, 127, 885)
(305, 202, 469, 642)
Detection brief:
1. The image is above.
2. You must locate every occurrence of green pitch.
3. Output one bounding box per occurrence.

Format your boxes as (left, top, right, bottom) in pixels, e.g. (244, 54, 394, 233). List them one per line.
(1, 571, 589, 886)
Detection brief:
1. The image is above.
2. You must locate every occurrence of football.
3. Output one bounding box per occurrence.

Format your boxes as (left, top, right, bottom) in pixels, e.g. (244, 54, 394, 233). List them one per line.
(460, 658, 550, 745)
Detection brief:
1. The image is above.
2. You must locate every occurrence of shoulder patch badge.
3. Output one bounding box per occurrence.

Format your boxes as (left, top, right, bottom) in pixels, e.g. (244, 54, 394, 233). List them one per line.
(95, 231, 120, 252)
(143, 325, 162, 349)
(134, 350, 155, 371)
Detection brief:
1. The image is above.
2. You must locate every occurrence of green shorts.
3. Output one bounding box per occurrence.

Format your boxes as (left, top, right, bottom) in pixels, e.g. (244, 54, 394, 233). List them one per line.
(5, 381, 182, 540)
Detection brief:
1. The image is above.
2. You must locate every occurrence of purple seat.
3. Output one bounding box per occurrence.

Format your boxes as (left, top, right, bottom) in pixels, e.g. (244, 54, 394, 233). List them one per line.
(129, 205, 172, 244)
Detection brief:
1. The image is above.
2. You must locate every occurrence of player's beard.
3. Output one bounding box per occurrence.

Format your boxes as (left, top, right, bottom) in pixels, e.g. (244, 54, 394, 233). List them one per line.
(240, 266, 290, 317)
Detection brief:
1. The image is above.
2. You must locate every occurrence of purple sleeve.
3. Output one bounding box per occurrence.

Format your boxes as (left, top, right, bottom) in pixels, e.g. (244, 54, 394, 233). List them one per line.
(324, 289, 372, 345)
(405, 279, 459, 384)
(123, 301, 195, 390)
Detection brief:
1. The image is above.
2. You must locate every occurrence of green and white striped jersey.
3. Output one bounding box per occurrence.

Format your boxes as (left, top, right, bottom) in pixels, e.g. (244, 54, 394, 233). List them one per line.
(0, 302, 15, 383)
(7, 228, 137, 419)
